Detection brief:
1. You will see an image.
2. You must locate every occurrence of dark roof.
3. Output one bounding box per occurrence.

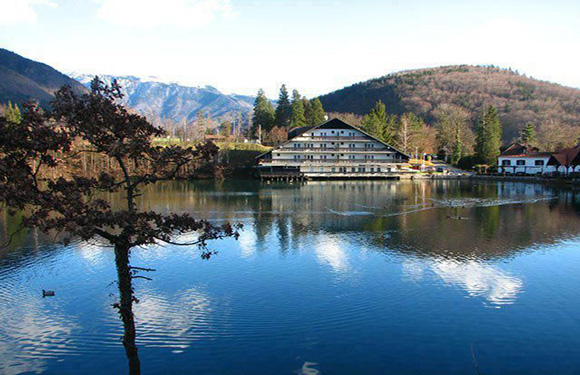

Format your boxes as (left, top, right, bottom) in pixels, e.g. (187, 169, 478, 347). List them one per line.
(548, 146, 580, 167)
(500, 142, 540, 156)
(317, 118, 355, 130)
(288, 126, 314, 139)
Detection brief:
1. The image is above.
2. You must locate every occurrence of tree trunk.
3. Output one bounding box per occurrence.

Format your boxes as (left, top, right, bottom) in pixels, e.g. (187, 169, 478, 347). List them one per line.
(114, 243, 141, 375)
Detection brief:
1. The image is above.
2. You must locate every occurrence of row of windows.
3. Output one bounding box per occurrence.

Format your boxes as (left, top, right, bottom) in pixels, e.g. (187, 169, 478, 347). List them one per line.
(315, 131, 357, 136)
(329, 167, 383, 173)
(293, 142, 380, 148)
(288, 154, 380, 159)
(501, 159, 545, 166)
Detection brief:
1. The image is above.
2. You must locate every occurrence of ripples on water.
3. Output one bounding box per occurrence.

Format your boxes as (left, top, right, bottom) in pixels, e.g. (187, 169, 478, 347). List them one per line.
(1, 180, 580, 374)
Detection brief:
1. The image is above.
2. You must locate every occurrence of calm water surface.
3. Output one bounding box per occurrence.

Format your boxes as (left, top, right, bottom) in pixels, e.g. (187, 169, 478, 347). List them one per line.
(1, 180, 580, 374)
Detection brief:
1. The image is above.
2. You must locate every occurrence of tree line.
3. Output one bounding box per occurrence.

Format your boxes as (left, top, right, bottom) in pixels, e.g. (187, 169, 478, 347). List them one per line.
(251, 85, 326, 144)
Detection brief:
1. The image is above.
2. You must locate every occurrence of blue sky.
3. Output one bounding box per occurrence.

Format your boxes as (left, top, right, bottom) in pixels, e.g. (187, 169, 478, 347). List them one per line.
(1, 0, 579, 98)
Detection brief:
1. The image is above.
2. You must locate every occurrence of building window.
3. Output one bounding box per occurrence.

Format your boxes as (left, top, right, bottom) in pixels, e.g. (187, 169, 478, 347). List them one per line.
(294, 143, 300, 148)
(377, 167, 381, 172)
(277, 153, 280, 156)
(517, 160, 525, 166)
(502, 160, 511, 166)
(351, 167, 356, 172)
(370, 167, 374, 172)
(535, 160, 545, 166)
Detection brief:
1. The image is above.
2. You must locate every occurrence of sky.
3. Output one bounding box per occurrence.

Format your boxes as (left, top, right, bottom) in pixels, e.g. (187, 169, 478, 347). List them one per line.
(0, 0, 579, 98)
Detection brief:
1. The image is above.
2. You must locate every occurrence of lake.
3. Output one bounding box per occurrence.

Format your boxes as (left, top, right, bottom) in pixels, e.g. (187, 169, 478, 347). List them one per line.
(1, 179, 580, 374)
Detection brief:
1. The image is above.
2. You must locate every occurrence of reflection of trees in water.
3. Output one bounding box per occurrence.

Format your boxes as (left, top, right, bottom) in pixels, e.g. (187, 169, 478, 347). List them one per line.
(115, 180, 580, 262)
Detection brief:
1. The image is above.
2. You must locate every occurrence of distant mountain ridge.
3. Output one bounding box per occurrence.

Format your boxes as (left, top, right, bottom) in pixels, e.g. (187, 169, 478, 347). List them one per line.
(70, 73, 255, 125)
(318, 65, 580, 141)
(0, 48, 87, 106)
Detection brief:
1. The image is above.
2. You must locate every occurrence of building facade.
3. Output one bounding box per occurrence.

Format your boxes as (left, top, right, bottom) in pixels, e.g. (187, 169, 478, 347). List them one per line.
(497, 143, 552, 175)
(498, 142, 580, 175)
(256, 118, 412, 179)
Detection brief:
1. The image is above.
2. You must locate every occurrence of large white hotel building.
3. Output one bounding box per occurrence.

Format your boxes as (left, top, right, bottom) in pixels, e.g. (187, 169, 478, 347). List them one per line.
(256, 118, 413, 179)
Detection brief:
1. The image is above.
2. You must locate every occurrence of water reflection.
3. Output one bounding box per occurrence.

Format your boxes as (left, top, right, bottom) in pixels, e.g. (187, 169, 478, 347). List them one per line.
(403, 258, 523, 306)
(2, 180, 580, 374)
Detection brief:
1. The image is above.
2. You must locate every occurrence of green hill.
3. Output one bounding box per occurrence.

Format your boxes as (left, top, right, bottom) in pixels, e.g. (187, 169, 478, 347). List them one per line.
(0, 48, 87, 107)
(318, 65, 580, 141)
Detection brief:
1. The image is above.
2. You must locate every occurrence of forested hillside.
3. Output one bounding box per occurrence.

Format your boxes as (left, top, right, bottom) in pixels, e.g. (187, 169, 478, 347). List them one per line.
(0, 48, 87, 106)
(318, 65, 580, 141)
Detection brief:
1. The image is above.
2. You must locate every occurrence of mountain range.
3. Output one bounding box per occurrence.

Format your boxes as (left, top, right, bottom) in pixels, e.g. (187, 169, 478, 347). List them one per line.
(70, 73, 255, 125)
(318, 65, 580, 141)
(2, 48, 580, 142)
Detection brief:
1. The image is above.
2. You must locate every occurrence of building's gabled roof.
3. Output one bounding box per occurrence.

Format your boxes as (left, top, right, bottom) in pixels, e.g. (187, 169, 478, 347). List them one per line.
(548, 146, 580, 167)
(288, 126, 314, 139)
(500, 142, 540, 156)
(255, 118, 411, 160)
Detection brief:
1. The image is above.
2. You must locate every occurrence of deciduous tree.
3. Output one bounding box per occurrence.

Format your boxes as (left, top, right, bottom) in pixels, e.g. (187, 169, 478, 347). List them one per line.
(0, 78, 241, 375)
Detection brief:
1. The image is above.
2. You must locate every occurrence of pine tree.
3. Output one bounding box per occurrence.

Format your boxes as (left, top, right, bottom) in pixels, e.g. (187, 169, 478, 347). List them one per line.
(252, 89, 275, 139)
(362, 101, 395, 144)
(274, 84, 291, 128)
(520, 122, 536, 145)
(290, 89, 306, 128)
(309, 98, 326, 125)
(475, 105, 502, 165)
(302, 97, 313, 125)
(4, 101, 21, 124)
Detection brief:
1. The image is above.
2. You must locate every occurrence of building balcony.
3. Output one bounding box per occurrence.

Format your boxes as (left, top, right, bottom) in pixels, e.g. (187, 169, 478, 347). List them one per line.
(278, 147, 391, 152)
(296, 135, 368, 140)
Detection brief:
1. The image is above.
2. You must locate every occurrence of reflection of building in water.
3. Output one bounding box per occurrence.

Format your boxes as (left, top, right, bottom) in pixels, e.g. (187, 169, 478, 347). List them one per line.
(256, 119, 413, 179)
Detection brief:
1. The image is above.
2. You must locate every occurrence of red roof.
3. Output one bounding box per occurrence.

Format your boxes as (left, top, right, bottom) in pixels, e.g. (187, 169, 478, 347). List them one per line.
(549, 146, 580, 167)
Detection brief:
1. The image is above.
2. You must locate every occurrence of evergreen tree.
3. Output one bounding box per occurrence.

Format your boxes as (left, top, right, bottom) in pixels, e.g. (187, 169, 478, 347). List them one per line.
(252, 89, 275, 139)
(290, 89, 307, 128)
(309, 98, 326, 125)
(274, 84, 291, 128)
(475, 105, 502, 165)
(4, 101, 21, 124)
(520, 122, 536, 145)
(302, 97, 313, 125)
(362, 101, 395, 144)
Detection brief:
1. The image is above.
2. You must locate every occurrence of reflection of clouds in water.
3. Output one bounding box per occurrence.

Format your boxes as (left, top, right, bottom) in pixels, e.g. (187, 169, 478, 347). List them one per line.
(75, 242, 109, 266)
(238, 230, 257, 259)
(0, 296, 78, 375)
(131, 287, 214, 350)
(314, 237, 350, 273)
(402, 258, 523, 306)
(295, 361, 321, 375)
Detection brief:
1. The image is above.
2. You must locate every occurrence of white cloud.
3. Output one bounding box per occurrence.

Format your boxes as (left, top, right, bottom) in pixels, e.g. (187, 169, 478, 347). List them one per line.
(0, 0, 57, 26)
(96, 0, 234, 29)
